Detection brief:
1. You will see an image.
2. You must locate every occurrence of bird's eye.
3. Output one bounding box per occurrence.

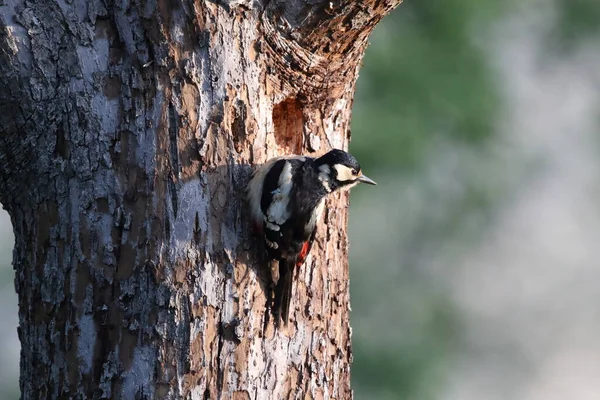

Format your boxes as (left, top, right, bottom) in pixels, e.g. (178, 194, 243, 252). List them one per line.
(351, 169, 358, 175)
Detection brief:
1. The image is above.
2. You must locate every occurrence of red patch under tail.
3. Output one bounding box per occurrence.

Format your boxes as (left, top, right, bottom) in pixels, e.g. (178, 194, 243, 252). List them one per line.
(296, 241, 312, 267)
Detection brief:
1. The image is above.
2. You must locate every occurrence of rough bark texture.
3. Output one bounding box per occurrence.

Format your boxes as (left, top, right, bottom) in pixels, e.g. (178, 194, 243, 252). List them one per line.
(0, 0, 400, 398)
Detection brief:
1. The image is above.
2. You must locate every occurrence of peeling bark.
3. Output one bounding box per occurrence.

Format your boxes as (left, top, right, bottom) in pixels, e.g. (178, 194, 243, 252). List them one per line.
(0, 0, 401, 398)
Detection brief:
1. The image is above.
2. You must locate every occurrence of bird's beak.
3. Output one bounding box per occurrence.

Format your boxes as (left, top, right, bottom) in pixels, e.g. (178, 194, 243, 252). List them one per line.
(357, 175, 377, 185)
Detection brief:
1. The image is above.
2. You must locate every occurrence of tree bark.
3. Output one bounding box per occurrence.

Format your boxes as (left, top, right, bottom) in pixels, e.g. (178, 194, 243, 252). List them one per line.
(0, 0, 400, 398)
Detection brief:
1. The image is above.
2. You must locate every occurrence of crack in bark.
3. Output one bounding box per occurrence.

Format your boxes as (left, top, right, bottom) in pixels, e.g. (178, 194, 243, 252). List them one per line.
(215, 306, 226, 398)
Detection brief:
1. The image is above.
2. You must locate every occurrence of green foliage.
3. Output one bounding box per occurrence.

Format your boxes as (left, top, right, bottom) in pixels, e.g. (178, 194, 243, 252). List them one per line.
(0, 225, 12, 283)
(351, 0, 503, 172)
(348, 1, 507, 398)
(554, 0, 600, 49)
(348, 0, 600, 396)
(352, 295, 460, 400)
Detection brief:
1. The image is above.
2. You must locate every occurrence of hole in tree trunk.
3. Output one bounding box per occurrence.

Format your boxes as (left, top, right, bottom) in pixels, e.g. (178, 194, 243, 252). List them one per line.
(272, 97, 304, 155)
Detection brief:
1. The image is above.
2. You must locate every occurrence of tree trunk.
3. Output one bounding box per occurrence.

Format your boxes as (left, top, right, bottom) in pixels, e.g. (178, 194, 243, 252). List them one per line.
(0, 1, 400, 398)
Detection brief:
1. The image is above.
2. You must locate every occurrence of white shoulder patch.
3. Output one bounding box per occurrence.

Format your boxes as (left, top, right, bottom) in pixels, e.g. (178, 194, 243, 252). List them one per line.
(333, 164, 355, 182)
(247, 157, 280, 226)
(266, 161, 294, 224)
(247, 155, 307, 226)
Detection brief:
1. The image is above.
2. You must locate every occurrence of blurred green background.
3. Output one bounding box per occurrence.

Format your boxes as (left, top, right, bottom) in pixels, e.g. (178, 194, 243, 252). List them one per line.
(2, 0, 600, 398)
(349, 1, 600, 399)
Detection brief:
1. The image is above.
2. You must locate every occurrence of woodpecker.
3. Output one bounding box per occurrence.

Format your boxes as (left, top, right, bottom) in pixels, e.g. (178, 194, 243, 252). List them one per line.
(247, 149, 376, 326)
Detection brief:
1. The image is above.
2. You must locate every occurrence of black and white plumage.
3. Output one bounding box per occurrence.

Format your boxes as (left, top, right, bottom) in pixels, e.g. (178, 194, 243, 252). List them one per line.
(247, 149, 376, 325)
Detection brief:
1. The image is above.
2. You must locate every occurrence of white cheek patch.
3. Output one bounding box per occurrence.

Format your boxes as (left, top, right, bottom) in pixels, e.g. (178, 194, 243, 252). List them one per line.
(334, 164, 355, 182)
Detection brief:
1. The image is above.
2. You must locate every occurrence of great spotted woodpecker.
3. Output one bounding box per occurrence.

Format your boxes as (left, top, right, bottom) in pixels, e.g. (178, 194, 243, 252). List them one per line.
(247, 149, 376, 325)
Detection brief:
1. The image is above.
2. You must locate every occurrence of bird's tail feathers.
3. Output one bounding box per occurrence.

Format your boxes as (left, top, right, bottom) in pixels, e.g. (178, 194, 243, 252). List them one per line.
(272, 257, 294, 327)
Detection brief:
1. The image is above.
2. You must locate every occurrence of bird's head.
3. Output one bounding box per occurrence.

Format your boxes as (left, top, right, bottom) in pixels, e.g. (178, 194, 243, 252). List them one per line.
(316, 149, 377, 192)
